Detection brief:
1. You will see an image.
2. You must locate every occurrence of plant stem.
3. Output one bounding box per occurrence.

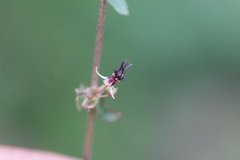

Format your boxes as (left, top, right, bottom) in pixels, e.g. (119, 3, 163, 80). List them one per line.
(91, 0, 107, 88)
(83, 1, 107, 160)
(83, 108, 96, 160)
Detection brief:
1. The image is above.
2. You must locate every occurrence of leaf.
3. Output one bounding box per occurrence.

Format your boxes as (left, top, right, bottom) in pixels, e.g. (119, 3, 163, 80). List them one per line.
(97, 98, 122, 122)
(107, 0, 129, 16)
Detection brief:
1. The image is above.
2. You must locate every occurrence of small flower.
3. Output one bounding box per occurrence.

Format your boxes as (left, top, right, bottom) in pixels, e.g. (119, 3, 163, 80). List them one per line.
(96, 60, 133, 99)
(75, 84, 100, 111)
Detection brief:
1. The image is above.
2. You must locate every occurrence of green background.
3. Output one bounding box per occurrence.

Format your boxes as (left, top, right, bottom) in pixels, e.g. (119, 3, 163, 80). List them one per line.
(1, 0, 240, 160)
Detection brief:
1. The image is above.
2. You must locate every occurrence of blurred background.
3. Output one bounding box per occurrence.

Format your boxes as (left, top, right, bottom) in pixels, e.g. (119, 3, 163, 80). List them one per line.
(1, 0, 240, 160)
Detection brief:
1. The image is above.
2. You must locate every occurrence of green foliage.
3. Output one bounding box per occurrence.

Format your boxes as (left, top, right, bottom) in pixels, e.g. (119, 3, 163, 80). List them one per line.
(97, 98, 122, 122)
(107, 0, 129, 15)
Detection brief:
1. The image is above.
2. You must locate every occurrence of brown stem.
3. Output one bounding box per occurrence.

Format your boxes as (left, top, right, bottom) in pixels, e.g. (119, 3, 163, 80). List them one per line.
(83, 1, 107, 160)
(83, 108, 96, 160)
(91, 0, 107, 88)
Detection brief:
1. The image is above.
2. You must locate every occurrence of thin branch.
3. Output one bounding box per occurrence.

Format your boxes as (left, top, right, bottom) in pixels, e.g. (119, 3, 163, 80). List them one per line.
(91, 0, 107, 88)
(83, 1, 107, 160)
(83, 108, 96, 160)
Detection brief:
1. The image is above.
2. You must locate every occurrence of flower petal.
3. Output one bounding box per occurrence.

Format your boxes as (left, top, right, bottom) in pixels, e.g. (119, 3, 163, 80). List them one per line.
(95, 67, 108, 79)
(109, 86, 115, 99)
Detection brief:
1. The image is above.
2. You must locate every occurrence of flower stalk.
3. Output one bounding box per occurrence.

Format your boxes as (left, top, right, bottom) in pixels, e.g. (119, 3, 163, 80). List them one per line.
(91, 0, 107, 88)
(83, 0, 107, 160)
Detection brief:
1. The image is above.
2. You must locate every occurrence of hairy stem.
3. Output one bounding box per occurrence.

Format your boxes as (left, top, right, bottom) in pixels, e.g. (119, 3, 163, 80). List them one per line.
(83, 1, 107, 160)
(83, 108, 96, 160)
(91, 0, 107, 88)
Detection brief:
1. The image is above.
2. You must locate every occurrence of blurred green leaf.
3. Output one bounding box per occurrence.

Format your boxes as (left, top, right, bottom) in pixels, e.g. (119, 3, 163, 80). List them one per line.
(107, 0, 129, 15)
(97, 98, 122, 122)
